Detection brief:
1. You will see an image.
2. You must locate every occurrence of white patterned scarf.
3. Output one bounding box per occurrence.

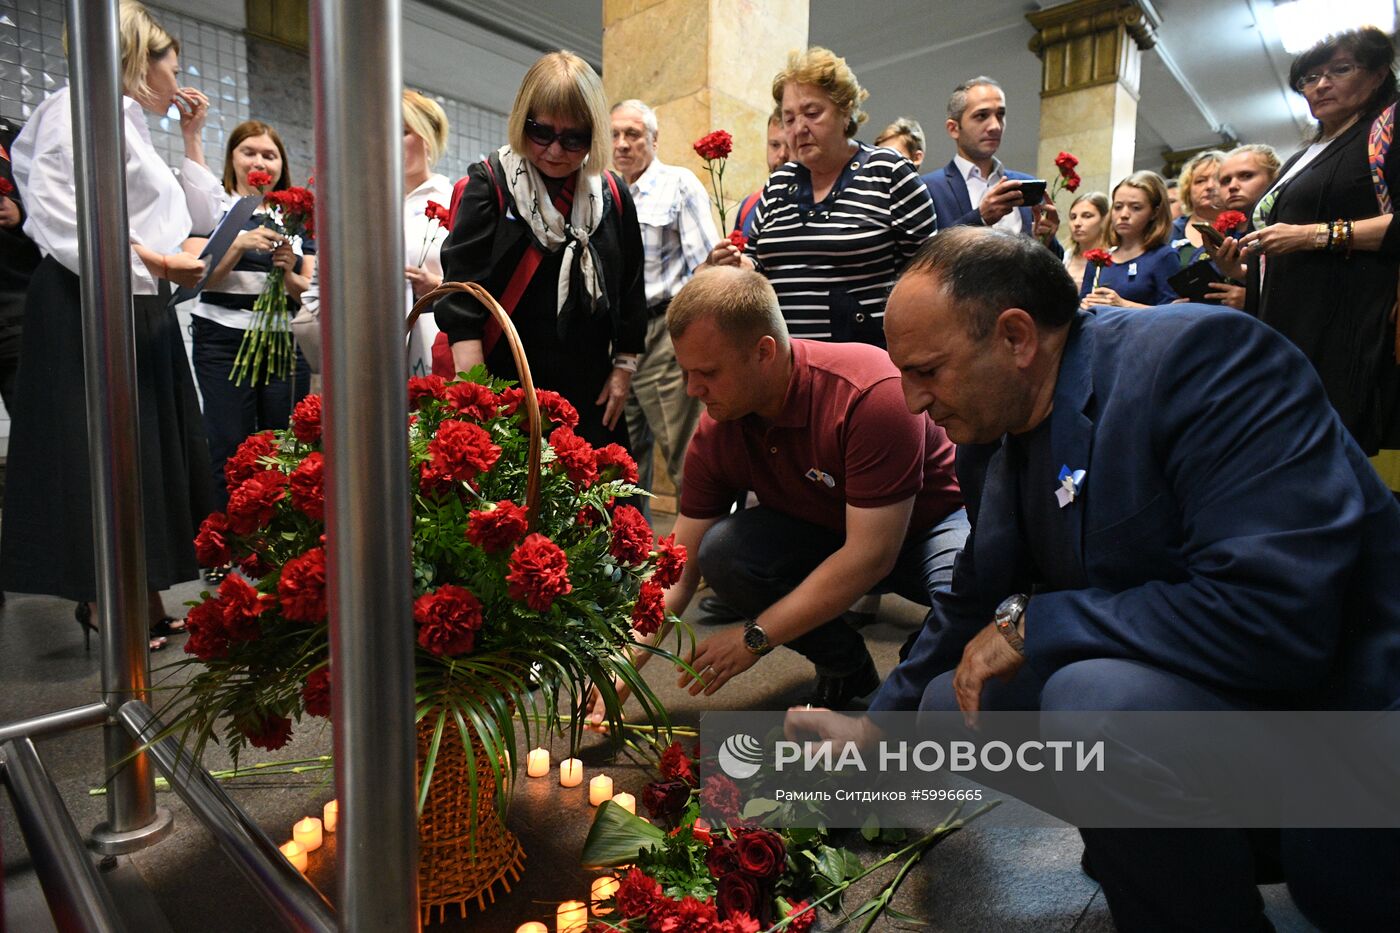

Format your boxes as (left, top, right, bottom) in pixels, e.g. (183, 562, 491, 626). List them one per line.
(497, 145, 606, 327)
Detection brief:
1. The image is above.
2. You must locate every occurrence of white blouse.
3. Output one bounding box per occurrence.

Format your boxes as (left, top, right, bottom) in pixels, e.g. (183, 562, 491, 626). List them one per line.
(10, 87, 223, 295)
(404, 172, 452, 378)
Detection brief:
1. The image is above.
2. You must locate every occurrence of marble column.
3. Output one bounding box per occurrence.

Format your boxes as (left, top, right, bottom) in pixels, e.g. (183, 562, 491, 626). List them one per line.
(602, 0, 808, 230)
(1026, 0, 1158, 201)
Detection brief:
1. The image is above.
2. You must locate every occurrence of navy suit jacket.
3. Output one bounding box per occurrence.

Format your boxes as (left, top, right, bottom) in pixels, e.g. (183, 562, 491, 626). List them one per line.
(921, 158, 1064, 258)
(872, 306, 1400, 713)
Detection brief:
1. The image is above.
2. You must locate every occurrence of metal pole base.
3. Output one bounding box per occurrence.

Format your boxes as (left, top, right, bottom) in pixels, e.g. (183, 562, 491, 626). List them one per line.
(90, 805, 174, 855)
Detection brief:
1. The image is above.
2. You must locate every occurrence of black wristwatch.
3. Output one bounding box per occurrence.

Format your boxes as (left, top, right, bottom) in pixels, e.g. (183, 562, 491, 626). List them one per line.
(743, 622, 772, 656)
(993, 594, 1029, 655)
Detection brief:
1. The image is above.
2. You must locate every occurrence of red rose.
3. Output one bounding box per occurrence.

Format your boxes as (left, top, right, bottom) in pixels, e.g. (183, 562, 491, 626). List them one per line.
(466, 500, 530, 553)
(227, 470, 289, 535)
(247, 169, 274, 189)
(610, 504, 653, 565)
(195, 512, 233, 567)
(303, 667, 331, 718)
(413, 583, 484, 657)
(184, 596, 231, 660)
(428, 418, 501, 482)
(444, 381, 498, 420)
(705, 839, 740, 878)
(694, 130, 734, 161)
(289, 452, 325, 521)
(632, 581, 667, 636)
(1083, 248, 1114, 266)
(715, 873, 762, 922)
(225, 431, 277, 488)
(500, 387, 579, 429)
(408, 374, 447, 406)
(291, 394, 322, 444)
(1065, 172, 1082, 192)
(595, 443, 639, 484)
(1054, 151, 1079, 173)
(728, 229, 747, 250)
(616, 868, 663, 919)
(506, 533, 572, 611)
(642, 779, 692, 822)
(425, 199, 450, 227)
(549, 426, 598, 488)
(240, 711, 292, 751)
(219, 573, 271, 641)
(735, 828, 786, 879)
(660, 740, 697, 785)
(784, 901, 815, 933)
(278, 546, 328, 622)
(701, 773, 742, 823)
(1213, 209, 1248, 234)
(651, 533, 687, 589)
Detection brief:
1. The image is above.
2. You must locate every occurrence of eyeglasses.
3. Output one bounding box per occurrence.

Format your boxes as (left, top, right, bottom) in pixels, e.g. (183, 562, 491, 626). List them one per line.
(1295, 62, 1360, 92)
(523, 117, 591, 152)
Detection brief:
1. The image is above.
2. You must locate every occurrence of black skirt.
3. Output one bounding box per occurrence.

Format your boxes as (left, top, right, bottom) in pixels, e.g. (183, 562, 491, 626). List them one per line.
(0, 257, 212, 602)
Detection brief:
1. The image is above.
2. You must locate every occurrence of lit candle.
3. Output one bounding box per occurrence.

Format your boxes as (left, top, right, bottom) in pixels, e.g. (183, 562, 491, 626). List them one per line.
(557, 900, 587, 933)
(516, 924, 548, 933)
(280, 840, 307, 873)
(612, 792, 635, 814)
(591, 875, 620, 915)
(559, 758, 583, 788)
(589, 774, 613, 806)
(322, 800, 338, 833)
(527, 748, 550, 778)
(293, 816, 323, 852)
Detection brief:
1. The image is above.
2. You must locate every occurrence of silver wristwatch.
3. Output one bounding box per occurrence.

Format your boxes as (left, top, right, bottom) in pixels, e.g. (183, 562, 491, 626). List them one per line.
(993, 594, 1029, 655)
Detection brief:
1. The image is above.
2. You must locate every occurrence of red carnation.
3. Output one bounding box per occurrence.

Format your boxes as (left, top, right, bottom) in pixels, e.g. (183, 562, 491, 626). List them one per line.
(549, 426, 598, 489)
(303, 668, 331, 718)
(610, 504, 653, 565)
(225, 431, 278, 488)
(701, 773, 742, 823)
(735, 828, 786, 879)
(665, 895, 720, 932)
(716, 873, 762, 923)
(413, 583, 484, 656)
(506, 533, 572, 611)
(428, 418, 501, 482)
(616, 868, 663, 919)
(1213, 209, 1247, 234)
(290, 452, 325, 521)
(595, 443, 639, 484)
(631, 581, 667, 636)
(1054, 151, 1079, 174)
(240, 711, 293, 751)
(291, 394, 322, 444)
(720, 916, 760, 933)
(660, 740, 697, 785)
(694, 130, 734, 161)
(227, 470, 289, 535)
(499, 387, 579, 430)
(1083, 248, 1114, 266)
(278, 546, 327, 622)
(408, 374, 447, 406)
(219, 573, 272, 641)
(246, 169, 274, 189)
(1064, 171, 1082, 192)
(728, 229, 747, 250)
(194, 512, 233, 567)
(425, 199, 450, 227)
(238, 551, 272, 579)
(444, 381, 498, 421)
(417, 460, 457, 499)
(466, 500, 530, 553)
(184, 596, 231, 660)
(0, 177, 14, 197)
(784, 901, 816, 933)
(651, 533, 687, 589)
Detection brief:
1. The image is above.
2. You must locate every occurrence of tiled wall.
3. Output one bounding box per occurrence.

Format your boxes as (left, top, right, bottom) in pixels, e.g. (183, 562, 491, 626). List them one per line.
(432, 92, 509, 181)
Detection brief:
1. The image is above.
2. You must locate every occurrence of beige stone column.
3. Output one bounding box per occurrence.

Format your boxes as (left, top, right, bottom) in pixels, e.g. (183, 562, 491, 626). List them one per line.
(602, 0, 808, 229)
(1027, 0, 1158, 201)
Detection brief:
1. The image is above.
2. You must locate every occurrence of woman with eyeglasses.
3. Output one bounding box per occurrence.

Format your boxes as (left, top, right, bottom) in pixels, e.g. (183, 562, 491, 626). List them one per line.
(434, 51, 645, 450)
(1237, 26, 1400, 461)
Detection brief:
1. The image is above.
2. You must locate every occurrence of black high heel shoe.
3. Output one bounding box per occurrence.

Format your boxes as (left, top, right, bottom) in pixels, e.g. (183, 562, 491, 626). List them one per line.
(73, 603, 168, 653)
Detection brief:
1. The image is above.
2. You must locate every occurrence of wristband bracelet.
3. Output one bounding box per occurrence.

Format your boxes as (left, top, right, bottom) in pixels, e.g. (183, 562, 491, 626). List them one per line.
(611, 354, 639, 374)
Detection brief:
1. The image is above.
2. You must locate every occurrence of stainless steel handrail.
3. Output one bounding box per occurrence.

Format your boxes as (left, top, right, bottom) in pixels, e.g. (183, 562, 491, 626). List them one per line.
(0, 703, 109, 746)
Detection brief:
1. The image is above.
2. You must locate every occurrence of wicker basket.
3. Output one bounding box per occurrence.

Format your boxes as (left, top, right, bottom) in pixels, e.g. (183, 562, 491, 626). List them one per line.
(406, 282, 540, 923)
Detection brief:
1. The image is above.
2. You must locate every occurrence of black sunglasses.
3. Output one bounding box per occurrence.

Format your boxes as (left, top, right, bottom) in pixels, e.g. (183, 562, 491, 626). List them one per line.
(524, 117, 591, 153)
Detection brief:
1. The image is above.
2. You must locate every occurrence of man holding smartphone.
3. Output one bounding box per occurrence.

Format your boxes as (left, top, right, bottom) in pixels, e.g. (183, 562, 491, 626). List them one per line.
(921, 76, 1062, 256)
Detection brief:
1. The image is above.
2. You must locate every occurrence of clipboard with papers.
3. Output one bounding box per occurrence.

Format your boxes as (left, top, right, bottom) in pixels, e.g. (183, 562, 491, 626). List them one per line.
(169, 194, 262, 307)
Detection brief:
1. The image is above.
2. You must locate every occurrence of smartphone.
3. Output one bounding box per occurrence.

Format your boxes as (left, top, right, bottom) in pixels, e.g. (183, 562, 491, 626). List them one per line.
(1192, 221, 1226, 247)
(1015, 179, 1048, 204)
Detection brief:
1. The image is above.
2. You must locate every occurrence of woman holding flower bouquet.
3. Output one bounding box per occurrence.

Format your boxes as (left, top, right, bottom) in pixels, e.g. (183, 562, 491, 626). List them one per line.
(435, 51, 646, 450)
(1, 1, 224, 649)
(184, 120, 314, 513)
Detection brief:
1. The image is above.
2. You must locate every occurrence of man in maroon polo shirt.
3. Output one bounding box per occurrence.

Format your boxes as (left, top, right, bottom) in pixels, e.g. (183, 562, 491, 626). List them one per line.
(647, 266, 968, 709)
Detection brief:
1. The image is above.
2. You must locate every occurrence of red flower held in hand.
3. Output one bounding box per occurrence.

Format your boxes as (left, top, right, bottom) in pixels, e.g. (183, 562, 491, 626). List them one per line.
(194, 512, 233, 567)
(694, 130, 734, 161)
(1065, 172, 1082, 192)
(466, 500, 530, 553)
(0, 177, 14, 196)
(278, 546, 328, 622)
(651, 533, 687, 589)
(413, 583, 484, 656)
(227, 470, 289, 535)
(290, 452, 325, 521)
(291, 394, 322, 444)
(303, 668, 331, 718)
(246, 169, 274, 189)
(610, 504, 653, 565)
(429, 418, 501, 482)
(225, 431, 278, 488)
(1213, 210, 1248, 234)
(1083, 248, 1114, 266)
(424, 199, 450, 227)
(549, 426, 598, 489)
(728, 229, 747, 250)
(444, 381, 498, 421)
(507, 533, 572, 611)
(240, 711, 293, 751)
(1054, 151, 1079, 174)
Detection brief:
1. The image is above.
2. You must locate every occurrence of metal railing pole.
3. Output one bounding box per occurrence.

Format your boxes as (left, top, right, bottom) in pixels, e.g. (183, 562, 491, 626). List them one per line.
(0, 703, 110, 745)
(64, 0, 170, 854)
(310, 0, 421, 928)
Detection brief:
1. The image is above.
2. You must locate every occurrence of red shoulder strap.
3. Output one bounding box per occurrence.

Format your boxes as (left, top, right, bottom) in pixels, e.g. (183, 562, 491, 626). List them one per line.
(604, 171, 623, 219)
(737, 191, 761, 230)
